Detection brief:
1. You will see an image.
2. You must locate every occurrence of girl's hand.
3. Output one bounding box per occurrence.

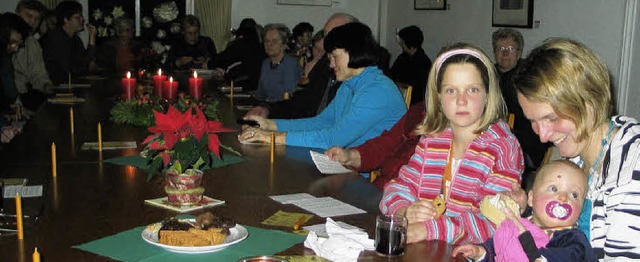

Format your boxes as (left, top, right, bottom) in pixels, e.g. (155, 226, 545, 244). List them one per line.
(405, 200, 438, 223)
(407, 222, 427, 243)
(453, 244, 487, 260)
(243, 115, 276, 131)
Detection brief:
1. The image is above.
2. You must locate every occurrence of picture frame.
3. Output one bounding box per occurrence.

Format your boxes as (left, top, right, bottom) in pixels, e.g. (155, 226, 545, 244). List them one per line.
(492, 0, 534, 28)
(414, 0, 447, 10)
(276, 0, 332, 6)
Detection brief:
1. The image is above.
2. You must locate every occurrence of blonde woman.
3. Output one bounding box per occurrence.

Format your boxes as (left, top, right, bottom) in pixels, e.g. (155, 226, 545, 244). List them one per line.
(514, 37, 640, 260)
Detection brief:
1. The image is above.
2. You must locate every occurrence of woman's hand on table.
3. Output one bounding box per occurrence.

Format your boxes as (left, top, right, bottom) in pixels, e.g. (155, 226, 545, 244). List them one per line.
(245, 106, 269, 118)
(238, 127, 285, 144)
(452, 243, 486, 261)
(243, 115, 276, 131)
(325, 146, 361, 168)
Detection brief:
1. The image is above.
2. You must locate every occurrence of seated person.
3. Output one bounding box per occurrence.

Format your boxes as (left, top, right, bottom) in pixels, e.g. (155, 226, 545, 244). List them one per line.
(390, 25, 431, 105)
(209, 18, 265, 91)
(325, 101, 425, 189)
(454, 160, 596, 262)
(165, 15, 216, 70)
(243, 13, 357, 119)
(238, 22, 406, 150)
(380, 43, 523, 245)
(1, 12, 30, 111)
(301, 30, 325, 83)
(95, 16, 148, 74)
(289, 22, 314, 63)
(492, 28, 549, 172)
(40, 1, 96, 85)
(13, 0, 52, 111)
(254, 23, 301, 103)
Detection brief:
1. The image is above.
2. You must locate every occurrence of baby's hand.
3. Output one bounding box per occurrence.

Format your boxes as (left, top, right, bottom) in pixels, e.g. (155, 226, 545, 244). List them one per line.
(453, 244, 486, 260)
(504, 207, 526, 233)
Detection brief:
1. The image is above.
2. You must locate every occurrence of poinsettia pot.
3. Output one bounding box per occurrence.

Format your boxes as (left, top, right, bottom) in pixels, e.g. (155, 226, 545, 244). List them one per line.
(164, 168, 203, 190)
(164, 169, 204, 205)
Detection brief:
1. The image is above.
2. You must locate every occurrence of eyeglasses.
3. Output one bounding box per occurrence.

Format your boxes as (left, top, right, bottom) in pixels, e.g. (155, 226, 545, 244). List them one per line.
(496, 46, 519, 53)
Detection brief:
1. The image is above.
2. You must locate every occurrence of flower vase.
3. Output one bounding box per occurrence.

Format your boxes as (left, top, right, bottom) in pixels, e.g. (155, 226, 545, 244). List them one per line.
(164, 169, 205, 205)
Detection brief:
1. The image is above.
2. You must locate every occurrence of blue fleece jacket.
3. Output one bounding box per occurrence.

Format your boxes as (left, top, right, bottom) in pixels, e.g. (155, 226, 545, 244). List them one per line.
(275, 66, 406, 149)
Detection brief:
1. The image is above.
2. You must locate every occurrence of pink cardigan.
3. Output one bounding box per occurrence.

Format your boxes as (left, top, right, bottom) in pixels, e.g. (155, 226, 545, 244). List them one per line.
(380, 121, 524, 244)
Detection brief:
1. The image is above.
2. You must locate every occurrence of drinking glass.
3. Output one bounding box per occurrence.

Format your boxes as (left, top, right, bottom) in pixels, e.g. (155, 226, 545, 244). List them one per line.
(375, 214, 407, 257)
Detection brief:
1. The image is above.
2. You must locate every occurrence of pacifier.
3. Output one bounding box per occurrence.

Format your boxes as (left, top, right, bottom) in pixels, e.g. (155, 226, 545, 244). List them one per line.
(545, 201, 572, 220)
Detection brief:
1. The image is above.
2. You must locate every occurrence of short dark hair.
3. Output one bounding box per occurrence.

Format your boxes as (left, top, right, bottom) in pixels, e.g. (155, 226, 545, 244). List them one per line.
(55, 1, 82, 27)
(292, 22, 313, 40)
(323, 22, 379, 68)
(0, 12, 30, 52)
(16, 0, 47, 15)
(398, 25, 423, 49)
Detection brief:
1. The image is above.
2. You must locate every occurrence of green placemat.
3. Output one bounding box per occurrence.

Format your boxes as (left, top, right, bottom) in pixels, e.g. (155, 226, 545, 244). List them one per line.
(74, 225, 305, 262)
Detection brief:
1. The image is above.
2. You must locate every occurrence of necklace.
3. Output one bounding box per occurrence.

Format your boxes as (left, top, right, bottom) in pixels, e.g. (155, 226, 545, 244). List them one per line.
(587, 120, 616, 190)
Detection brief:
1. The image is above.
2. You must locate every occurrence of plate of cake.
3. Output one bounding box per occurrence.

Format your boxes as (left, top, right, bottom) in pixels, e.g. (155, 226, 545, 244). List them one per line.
(142, 213, 248, 254)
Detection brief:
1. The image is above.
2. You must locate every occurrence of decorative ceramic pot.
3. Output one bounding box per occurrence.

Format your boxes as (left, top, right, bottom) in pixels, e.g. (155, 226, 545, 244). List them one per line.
(164, 169, 204, 205)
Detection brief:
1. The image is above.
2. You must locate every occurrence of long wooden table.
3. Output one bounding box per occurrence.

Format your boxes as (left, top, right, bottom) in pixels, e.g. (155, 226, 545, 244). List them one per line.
(0, 77, 464, 261)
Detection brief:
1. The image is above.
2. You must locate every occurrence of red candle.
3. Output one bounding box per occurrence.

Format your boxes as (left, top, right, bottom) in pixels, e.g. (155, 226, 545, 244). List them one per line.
(163, 76, 179, 100)
(121, 71, 136, 100)
(189, 71, 203, 100)
(152, 69, 166, 97)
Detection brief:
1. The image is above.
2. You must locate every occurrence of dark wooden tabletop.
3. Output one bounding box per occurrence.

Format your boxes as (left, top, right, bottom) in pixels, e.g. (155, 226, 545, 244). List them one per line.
(0, 77, 465, 261)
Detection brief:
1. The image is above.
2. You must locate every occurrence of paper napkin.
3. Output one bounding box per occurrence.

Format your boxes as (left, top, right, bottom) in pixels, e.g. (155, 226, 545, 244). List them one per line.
(303, 218, 374, 262)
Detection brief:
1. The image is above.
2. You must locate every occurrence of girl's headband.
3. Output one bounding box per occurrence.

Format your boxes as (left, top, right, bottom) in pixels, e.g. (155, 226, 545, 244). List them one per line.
(434, 49, 487, 79)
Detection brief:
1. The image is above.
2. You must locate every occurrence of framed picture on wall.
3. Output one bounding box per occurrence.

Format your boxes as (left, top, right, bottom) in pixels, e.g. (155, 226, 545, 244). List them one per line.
(492, 0, 534, 28)
(414, 0, 447, 10)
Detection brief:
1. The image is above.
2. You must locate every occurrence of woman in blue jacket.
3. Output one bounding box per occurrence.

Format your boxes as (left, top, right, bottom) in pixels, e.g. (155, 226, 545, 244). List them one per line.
(238, 22, 406, 149)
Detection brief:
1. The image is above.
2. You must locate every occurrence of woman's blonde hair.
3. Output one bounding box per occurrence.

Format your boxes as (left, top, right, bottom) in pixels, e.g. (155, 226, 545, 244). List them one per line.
(513, 38, 612, 142)
(416, 43, 505, 135)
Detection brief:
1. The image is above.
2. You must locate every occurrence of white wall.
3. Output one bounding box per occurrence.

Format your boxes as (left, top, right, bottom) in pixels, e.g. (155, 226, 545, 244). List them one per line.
(231, 0, 381, 39)
(0, 0, 18, 13)
(383, 0, 624, 84)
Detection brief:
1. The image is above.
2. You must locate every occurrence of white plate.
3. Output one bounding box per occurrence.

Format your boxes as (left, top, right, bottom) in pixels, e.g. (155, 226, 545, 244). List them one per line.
(141, 219, 249, 254)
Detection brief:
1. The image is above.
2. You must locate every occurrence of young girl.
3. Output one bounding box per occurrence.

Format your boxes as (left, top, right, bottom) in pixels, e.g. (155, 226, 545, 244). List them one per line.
(379, 43, 524, 245)
(454, 160, 596, 261)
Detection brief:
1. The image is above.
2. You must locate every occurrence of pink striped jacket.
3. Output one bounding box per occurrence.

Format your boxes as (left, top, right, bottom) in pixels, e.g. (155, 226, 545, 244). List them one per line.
(380, 121, 524, 245)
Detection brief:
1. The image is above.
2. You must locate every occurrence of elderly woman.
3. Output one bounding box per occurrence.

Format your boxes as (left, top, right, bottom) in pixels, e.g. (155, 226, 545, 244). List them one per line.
(254, 23, 302, 102)
(513, 38, 640, 260)
(95, 16, 147, 74)
(239, 22, 406, 149)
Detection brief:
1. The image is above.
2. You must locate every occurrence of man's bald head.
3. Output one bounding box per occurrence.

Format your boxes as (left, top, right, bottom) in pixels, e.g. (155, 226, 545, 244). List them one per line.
(323, 12, 358, 36)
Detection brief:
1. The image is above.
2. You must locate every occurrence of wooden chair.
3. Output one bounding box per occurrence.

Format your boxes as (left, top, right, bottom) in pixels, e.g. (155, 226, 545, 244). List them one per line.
(370, 169, 380, 183)
(395, 82, 413, 109)
(507, 113, 515, 129)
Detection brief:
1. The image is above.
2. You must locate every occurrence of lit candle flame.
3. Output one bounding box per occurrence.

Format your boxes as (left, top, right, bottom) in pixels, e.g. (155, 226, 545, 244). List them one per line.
(126, 71, 131, 78)
(157, 68, 162, 76)
(193, 70, 198, 78)
(169, 76, 173, 83)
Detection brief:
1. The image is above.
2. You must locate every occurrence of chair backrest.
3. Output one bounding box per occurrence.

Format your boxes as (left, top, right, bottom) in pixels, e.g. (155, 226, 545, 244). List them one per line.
(508, 113, 515, 129)
(396, 82, 412, 109)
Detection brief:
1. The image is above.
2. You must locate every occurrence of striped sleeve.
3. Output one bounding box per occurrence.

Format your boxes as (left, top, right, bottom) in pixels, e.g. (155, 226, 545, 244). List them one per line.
(379, 136, 427, 214)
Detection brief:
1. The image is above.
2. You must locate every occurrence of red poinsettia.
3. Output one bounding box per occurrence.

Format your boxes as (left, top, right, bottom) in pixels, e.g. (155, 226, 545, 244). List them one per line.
(142, 105, 233, 173)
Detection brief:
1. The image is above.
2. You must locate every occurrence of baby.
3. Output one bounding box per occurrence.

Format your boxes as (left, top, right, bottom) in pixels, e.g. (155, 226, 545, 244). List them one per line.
(453, 160, 596, 261)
